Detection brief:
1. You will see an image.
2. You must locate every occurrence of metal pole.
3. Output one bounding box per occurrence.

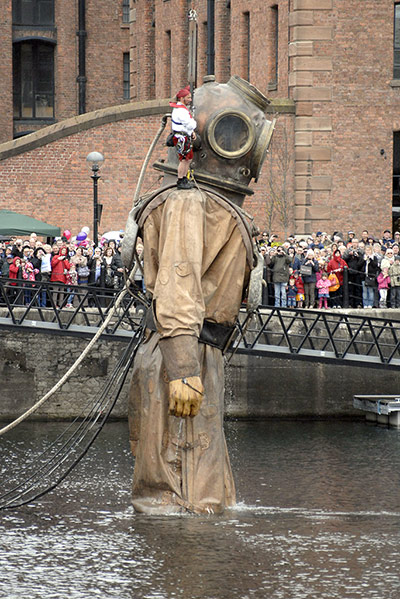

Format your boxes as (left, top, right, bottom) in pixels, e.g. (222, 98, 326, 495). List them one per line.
(188, 9, 198, 93)
(206, 0, 215, 76)
(77, 0, 87, 114)
(91, 166, 99, 247)
(343, 267, 349, 308)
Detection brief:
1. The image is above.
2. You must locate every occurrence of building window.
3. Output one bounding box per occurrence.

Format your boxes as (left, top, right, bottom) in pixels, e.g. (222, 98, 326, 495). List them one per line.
(393, 132, 400, 229)
(123, 52, 130, 99)
(13, 0, 54, 26)
(13, 41, 54, 119)
(395, 4, 400, 79)
(268, 5, 278, 90)
(122, 0, 130, 24)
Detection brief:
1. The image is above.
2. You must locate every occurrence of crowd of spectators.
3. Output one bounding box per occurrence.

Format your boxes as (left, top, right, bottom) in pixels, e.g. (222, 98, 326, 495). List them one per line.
(2, 226, 400, 312)
(0, 232, 144, 309)
(258, 228, 400, 310)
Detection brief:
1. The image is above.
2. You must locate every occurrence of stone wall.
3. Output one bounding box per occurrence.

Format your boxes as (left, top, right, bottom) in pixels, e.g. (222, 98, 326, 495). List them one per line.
(1, 327, 398, 422)
(0, 0, 130, 142)
(0, 1, 13, 143)
(289, 0, 397, 235)
(2, 1, 400, 236)
(0, 329, 130, 421)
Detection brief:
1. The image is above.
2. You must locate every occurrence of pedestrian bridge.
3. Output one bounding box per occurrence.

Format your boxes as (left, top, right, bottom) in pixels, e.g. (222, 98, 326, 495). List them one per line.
(1, 278, 400, 370)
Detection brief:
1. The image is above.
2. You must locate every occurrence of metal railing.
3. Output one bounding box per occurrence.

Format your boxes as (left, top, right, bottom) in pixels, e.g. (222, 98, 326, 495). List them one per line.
(2, 278, 400, 369)
(236, 307, 400, 369)
(0, 278, 145, 338)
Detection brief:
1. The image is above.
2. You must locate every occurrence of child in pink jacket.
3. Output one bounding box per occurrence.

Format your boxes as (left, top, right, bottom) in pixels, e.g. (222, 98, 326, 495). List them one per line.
(377, 267, 391, 308)
(316, 271, 331, 309)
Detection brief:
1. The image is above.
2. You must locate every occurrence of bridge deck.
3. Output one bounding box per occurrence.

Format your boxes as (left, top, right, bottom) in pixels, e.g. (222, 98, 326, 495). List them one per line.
(1, 279, 400, 369)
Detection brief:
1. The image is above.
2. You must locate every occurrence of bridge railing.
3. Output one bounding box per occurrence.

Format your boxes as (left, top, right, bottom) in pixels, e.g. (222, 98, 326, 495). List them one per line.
(0, 277, 145, 337)
(237, 307, 400, 368)
(2, 277, 400, 368)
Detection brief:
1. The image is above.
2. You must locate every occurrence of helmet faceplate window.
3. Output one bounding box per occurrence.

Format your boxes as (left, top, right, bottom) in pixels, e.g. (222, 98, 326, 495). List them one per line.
(208, 111, 255, 159)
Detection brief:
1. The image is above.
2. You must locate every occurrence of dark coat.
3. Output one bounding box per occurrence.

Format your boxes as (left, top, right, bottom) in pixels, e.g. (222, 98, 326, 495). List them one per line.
(31, 252, 43, 281)
(111, 251, 124, 275)
(0, 257, 12, 278)
(88, 257, 106, 286)
(343, 250, 364, 276)
(300, 258, 319, 283)
(270, 252, 292, 283)
(360, 255, 380, 283)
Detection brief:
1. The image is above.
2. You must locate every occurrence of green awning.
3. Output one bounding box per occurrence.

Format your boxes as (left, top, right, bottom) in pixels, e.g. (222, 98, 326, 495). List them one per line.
(0, 210, 61, 237)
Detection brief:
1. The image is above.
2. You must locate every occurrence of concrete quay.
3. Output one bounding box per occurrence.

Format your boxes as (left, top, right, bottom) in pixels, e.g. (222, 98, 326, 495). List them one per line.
(1, 307, 399, 421)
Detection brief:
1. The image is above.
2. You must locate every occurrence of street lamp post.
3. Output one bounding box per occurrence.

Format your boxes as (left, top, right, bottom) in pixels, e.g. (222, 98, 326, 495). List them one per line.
(86, 151, 105, 247)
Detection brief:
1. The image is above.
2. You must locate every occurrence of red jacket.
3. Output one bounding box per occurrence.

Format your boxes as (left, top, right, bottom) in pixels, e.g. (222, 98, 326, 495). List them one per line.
(293, 273, 304, 294)
(9, 257, 22, 284)
(51, 254, 70, 283)
(327, 255, 347, 285)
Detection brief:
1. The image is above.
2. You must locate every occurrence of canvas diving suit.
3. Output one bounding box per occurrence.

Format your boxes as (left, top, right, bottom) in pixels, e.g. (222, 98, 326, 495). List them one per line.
(122, 75, 274, 514)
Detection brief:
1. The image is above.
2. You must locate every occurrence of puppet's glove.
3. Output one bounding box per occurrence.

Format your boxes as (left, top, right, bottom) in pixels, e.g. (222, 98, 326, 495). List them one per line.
(168, 376, 204, 418)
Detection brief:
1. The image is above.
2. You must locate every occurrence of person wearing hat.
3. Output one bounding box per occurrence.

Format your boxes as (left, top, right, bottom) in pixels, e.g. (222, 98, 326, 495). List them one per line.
(0, 249, 14, 280)
(169, 86, 197, 190)
(347, 230, 356, 244)
(313, 232, 324, 250)
(122, 76, 274, 514)
(382, 229, 394, 248)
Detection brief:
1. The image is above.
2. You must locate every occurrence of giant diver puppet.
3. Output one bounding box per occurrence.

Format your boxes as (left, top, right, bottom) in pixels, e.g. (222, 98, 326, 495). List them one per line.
(122, 75, 274, 514)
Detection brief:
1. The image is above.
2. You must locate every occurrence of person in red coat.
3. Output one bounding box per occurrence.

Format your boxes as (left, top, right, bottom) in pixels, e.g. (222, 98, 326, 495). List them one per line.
(50, 246, 70, 308)
(8, 256, 23, 304)
(327, 249, 347, 308)
(9, 256, 22, 282)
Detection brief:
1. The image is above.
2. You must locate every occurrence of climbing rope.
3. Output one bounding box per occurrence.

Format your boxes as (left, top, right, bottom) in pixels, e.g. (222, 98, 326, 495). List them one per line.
(0, 269, 139, 437)
(0, 327, 144, 510)
(0, 113, 171, 438)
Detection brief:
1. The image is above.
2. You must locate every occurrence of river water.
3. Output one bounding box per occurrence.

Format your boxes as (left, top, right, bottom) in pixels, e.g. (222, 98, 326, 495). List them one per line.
(1, 420, 400, 599)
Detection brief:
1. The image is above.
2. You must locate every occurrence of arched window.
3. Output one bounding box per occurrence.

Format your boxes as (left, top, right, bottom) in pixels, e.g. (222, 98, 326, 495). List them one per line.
(13, 41, 55, 119)
(13, 0, 54, 26)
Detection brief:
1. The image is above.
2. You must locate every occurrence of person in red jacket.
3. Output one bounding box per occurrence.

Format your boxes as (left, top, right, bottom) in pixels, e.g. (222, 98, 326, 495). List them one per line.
(51, 246, 70, 308)
(169, 86, 197, 189)
(327, 249, 347, 308)
(293, 270, 305, 308)
(8, 256, 23, 304)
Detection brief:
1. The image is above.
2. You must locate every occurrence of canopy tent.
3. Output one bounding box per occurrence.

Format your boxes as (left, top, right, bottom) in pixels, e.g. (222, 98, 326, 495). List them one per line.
(0, 210, 61, 237)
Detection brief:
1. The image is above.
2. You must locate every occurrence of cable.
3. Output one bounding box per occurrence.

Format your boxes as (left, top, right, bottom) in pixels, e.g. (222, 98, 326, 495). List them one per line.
(0, 327, 144, 510)
(0, 114, 170, 438)
(0, 114, 170, 507)
(0, 330, 136, 500)
(0, 282, 133, 436)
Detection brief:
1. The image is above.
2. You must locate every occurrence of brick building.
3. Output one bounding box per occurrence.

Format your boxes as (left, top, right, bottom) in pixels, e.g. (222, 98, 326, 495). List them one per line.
(1, 0, 400, 238)
(0, 0, 130, 142)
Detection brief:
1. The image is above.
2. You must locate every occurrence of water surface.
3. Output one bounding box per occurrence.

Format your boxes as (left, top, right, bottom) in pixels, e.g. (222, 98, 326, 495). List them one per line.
(1, 420, 400, 599)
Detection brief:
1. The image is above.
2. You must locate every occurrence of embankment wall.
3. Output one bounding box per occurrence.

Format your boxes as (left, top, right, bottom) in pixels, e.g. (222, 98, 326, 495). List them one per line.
(1, 328, 397, 421)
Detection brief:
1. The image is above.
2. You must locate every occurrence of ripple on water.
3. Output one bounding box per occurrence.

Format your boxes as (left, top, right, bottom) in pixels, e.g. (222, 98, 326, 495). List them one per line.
(1, 420, 400, 598)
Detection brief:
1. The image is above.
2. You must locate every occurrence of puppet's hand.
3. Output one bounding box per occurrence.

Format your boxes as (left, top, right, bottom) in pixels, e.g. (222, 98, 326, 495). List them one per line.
(168, 376, 204, 418)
